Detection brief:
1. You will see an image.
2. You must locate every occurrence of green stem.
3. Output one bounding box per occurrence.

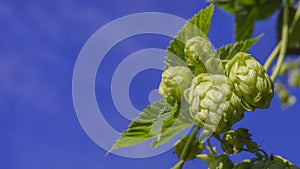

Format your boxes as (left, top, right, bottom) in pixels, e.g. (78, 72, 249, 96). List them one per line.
(207, 138, 216, 155)
(258, 149, 270, 160)
(212, 133, 221, 142)
(263, 42, 281, 71)
(270, 0, 290, 81)
(173, 125, 200, 169)
(289, 1, 300, 34)
(264, 1, 300, 72)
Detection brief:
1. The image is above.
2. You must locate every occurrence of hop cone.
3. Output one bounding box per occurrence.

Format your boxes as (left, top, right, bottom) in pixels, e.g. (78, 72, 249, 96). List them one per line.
(184, 36, 215, 66)
(225, 52, 274, 111)
(158, 66, 193, 105)
(184, 73, 245, 133)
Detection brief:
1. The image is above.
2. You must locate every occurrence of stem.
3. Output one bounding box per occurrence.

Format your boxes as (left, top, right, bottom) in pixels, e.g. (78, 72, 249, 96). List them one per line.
(258, 149, 270, 160)
(173, 125, 200, 169)
(270, 0, 290, 81)
(264, 1, 300, 72)
(207, 139, 216, 155)
(289, 1, 300, 34)
(263, 42, 281, 71)
(212, 133, 221, 142)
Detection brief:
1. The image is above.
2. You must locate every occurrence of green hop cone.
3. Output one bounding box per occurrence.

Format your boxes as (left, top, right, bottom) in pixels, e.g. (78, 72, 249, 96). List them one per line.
(184, 36, 215, 66)
(158, 66, 193, 105)
(225, 52, 274, 111)
(184, 73, 245, 133)
(208, 155, 234, 169)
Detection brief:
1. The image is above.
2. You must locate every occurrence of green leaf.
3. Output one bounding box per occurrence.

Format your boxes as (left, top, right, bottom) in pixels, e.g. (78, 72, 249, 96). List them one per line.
(110, 100, 193, 152)
(234, 0, 280, 20)
(150, 102, 178, 143)
(217, 35, 262, 60)
(190, 3, 215, 36)
(193, 62, 208, 75)
(174, 135, 204, 161)
(152, 102, 194, 148)
(211, 0, 235, 14)
(278, 6, 300, 55)
(235, 4, 258, 41)
(213, 0, 280, 41)
(238, 0, 256, 6)
(109, 100, 172, 152)
(208, 155, 234, 169)
(256, 0, 282, 20)
(165, 4, 214, 69)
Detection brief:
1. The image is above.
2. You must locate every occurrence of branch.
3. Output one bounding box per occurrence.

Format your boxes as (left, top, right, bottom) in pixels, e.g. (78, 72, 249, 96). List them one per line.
(172, 125, 200, 169)
(264, 1, 300, 72)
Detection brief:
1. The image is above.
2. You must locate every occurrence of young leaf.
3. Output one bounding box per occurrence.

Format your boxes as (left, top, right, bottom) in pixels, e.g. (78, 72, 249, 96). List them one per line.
(217, 35, 262, 60)
(277, 6, 300, 55)
(174, 135, 204, 161)
(165, 4, 214, 69)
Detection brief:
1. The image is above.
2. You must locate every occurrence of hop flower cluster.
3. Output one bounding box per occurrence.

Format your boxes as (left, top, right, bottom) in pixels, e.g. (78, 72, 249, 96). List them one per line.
(159, 41, 274, 133)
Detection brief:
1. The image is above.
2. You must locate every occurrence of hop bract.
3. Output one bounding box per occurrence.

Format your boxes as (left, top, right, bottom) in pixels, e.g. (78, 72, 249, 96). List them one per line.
(225, 52, 274, 111)
(184, 73, 245, 133)
(158, 66, 193, 105)
(184, 36, 215, 66)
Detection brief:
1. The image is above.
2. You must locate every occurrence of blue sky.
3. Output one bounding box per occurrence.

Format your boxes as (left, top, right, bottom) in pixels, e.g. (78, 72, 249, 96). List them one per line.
(1, 0, 299, 168)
